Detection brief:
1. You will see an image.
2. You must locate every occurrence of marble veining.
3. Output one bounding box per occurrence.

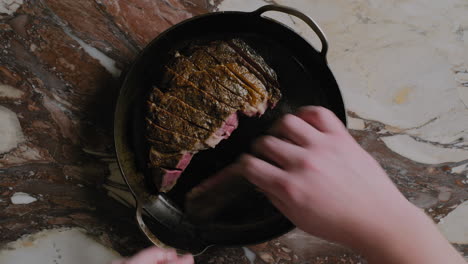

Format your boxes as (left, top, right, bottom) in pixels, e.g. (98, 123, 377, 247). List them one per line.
(0, 105, 24, 154)
(242, 247, 256, 264)
(219, 0, 468, 164)
(0, 0, 23, 15)
(63, 29, 121, 77)
(381, 134, 468, 164)
(451, 163, 468, 175)
(10, 191, 37, 204)
(0, 83, 24, 98)
(0, 0, 467, 263)
(0, 228, 120, 264)
(218, 0, 468, 261)
(346, 116, 366, 130)
(438, 201, 468, 244)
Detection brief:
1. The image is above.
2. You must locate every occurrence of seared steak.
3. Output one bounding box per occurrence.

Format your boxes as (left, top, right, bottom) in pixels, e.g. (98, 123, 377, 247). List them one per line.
(204, 41, 280, 105)
(164, 77, 235, 118)
(146, 39, 281, 192)
(188, 49, 268, 112)
(166, 58, 246, 110)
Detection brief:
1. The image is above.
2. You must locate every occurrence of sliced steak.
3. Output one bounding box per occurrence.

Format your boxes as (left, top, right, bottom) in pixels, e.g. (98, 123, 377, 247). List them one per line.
(145, 118, 205, 150)
(207, 64, 269, 115)
(147, 103, 232, 148)
(166, 57, 245, 109)
(147, 103, 210, 138)
(227, 39, 280, 87)
(146, 39, 281, 192)
(149, 146, 193, 171)
(203, 41, 281, 106)
(150, 87, 223, 131)
(168, 53, 268, 116)
(148, 112, 239, 191)
(150, 167, 183, 192)
(189, 49, 260, 98)
(164, 71, 236, 118)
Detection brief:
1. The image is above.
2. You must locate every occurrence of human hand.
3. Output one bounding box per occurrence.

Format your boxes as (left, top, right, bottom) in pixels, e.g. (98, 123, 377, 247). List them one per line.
(238, 106, 409, 246)
(111, 247, 193, 264)
(229, 106, 465, 263)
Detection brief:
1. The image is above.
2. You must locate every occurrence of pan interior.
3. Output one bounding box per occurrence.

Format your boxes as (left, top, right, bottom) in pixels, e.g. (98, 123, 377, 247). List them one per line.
(121, 12, 345, 246)
(134, 34, 328, 219)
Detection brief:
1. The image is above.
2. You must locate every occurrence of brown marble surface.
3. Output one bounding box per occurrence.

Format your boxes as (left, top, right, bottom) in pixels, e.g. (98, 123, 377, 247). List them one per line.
(0, 0, 219, 257)
(0, 0, 466, 263)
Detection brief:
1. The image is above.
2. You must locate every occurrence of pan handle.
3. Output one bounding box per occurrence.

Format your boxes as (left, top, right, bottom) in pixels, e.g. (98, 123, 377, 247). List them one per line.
(135, 202, 214, 256)
(135, 202, 172, 249)
(252, 5, 329, 58)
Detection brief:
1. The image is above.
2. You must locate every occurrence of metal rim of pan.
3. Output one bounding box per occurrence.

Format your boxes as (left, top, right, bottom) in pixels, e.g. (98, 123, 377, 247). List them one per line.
(114, 4, 347, 254)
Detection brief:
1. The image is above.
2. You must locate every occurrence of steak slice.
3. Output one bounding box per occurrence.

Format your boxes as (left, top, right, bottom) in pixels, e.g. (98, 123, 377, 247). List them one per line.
(148, 112, 239, 191)
(167, 55, 265, 116)
(188, 49, 268, 106)
(145, 118, 205, 150)
(146, 39, 281, 192)
(149, 146, 193, 171)
(203, 41, 281, 106)
(165, 58, 245, 109)
(150, 167, 183, 192)
(147, 112, 238, 171)
(228, 39, 280, 88)
(164, 73, 236, 118)
(147, 103, 231, 147)
(150, 87, 223, 131)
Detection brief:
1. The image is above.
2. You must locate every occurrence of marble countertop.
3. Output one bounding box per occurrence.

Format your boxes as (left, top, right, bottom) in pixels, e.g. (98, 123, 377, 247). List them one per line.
(0, 0, 467, 263)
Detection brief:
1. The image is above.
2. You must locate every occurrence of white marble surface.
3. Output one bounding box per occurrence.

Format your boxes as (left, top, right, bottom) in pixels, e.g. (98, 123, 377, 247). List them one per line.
(0, 0, 23, 15)
(1, 0, 466, 262)
(0, 228, 120, 264)
(219, 0, 468, 165)
(10, 192, 37, 204)
(439, 201, 468, 244)
(382, 134, 468, 164)
(242, 247, 256, 264)
(0, 84, 24, 98)
(0, 105, 24, 154)
(219, 0, 468, 247)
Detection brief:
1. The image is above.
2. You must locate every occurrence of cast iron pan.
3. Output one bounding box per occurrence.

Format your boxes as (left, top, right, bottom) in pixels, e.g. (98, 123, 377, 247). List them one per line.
(114, 5, 347, 254)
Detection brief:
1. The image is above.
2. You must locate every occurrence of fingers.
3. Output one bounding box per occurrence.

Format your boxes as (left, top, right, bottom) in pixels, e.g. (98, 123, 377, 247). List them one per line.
(124, 247, 177, 264)
(238, 154, 288, 195)
(269, 114, 320, 146)
(251, 135, 305, 169)
(295, 106, 346, 134)
(263, 191, 289, 215)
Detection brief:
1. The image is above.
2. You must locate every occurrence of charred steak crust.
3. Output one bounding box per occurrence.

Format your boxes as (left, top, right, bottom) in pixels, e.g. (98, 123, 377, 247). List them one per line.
(146, 39, 281, 192)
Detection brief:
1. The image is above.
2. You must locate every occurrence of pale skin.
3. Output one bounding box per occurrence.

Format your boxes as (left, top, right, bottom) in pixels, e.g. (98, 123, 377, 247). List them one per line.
(113, 106, 466, 264)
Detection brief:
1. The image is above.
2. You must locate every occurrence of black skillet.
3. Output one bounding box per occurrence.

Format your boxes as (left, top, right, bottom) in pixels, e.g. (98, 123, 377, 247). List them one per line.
(114, 4, 347, 254)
